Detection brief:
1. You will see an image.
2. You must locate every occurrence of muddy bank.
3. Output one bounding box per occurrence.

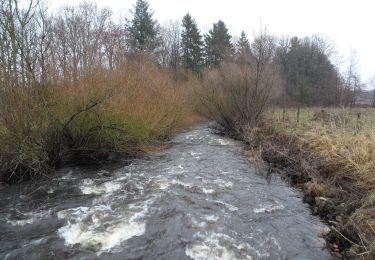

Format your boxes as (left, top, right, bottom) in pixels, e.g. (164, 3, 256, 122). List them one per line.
(242, 125, 373, 259)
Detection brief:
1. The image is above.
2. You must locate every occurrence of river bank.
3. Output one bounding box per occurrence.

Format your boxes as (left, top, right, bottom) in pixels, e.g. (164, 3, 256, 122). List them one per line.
(242, 108, 375, 259)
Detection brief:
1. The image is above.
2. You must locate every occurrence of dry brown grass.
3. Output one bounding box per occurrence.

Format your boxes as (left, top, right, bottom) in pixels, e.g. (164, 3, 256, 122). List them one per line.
(260, 107, 375, 258)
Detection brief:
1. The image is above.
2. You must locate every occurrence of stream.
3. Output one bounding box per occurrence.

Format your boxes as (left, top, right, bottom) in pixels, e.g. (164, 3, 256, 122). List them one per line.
(0, 124, 334, 259)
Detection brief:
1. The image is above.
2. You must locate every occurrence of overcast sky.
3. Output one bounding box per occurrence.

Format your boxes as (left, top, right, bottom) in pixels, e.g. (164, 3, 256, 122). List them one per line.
(49, 0, 374, 84)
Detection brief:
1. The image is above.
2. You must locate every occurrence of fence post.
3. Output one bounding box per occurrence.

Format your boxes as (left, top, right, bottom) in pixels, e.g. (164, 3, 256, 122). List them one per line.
(297, 107, 300, 124)
(321, 109, 325, 126)
(283, 108, 286, 121)
(356, 112, 361, 130)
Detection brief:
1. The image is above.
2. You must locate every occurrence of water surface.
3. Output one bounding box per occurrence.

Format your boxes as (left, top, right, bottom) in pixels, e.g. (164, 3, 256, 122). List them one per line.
(0, 124, 334, 259)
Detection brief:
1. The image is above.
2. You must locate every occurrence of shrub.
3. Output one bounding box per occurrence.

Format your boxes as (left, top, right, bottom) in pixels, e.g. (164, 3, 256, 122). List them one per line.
(197, 62, 281, 134)
(0, 61, 192, 183)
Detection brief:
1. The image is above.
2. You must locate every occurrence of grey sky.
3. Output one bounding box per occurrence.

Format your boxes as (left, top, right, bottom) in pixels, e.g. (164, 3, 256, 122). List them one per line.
(50, 0, 374, 83)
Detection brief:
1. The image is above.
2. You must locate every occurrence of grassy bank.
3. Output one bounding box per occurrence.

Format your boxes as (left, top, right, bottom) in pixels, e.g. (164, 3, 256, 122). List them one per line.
(0, 61, 197, 184)
(248, 108, 375, 258)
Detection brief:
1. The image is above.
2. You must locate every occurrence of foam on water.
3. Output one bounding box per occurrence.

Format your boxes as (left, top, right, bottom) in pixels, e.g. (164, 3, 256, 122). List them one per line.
(80, 179, 122, 195)
(172, 180, 193, 189)
(190, 216, 208, 229)
(202, 188, 216, 194)
(157, 180, 170, 190)
(185, 232, 252, 260)
(58, 219, 145, 252)
(209, 199, 239, 212)
(59, 170, 74, 180)
(204, 215, 219, 222)
(7, 210, 51, 226)
(216, 139, 232, 146)
(213, 179, 233, 188)
(253, 203, 285, 214)
(57, 198, 153, 254)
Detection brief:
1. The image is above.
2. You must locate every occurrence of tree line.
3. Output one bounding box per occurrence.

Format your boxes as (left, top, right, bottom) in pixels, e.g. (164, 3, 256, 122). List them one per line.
(0, 0, 365, 107)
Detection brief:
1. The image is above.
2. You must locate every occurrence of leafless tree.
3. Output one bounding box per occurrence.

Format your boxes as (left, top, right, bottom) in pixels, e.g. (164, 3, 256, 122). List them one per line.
(369, 76, 375, 108)
(159, 20, 181, 71)
(51, 2, 112, 83)
(0, 0, 47, 86)
(342, 49, 362, 107)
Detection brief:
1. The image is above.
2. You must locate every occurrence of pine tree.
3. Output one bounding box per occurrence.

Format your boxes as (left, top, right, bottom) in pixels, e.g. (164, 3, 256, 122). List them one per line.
(129, 0, 159, 53)
(235, 31, 251, 64)
(181, 13, 203, 73)
(204, 20, 233, 67)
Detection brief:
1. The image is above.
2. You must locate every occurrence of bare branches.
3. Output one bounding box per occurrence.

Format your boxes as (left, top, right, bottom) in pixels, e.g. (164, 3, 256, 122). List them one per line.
(198, 29, 281, 133)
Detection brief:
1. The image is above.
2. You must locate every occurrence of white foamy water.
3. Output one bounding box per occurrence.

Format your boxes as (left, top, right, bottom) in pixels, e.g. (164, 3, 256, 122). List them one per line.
(58, 219, 145, 252)
(204, 215, 219, 222)
(186, 232, 253, 260)
(80, 179, 122, 195)
(209, 200, 239, 212)
(213, 179, 233, 188)
(157, 179, 170, 190)
(57, 198, 153, 254)
(172, 180, 194, 189)
(59, 170, 74, 180)
(202, 188, 215, 194)
(190, 216, 208, 229)
(253, 203, 285, 214)
(217, 139, 232, 146)
(7, 218, 35, 226)
(7, 210, 51, 226)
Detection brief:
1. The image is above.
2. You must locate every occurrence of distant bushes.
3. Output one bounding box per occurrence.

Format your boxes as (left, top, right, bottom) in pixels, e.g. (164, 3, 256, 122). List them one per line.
(0, 61, 193, 183)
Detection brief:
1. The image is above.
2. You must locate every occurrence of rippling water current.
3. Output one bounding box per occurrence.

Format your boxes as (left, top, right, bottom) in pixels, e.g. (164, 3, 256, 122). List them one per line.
(0, 124, 335, 259)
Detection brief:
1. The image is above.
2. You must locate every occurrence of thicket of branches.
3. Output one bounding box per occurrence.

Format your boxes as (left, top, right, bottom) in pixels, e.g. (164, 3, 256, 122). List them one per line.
(0, 0, 367, 126)
(0, 0, 365, 108)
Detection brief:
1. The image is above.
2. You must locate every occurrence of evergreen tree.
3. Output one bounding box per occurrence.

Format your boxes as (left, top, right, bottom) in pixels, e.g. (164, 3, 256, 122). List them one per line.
(235, 31, 251, 64)
(181, 13, 203, 73)
(129, 0, 159, 53)
(204, 20, 233, 67)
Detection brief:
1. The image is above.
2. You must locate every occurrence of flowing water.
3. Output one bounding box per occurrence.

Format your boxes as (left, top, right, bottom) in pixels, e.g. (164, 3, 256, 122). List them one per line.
(0, 124, 335, 259)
